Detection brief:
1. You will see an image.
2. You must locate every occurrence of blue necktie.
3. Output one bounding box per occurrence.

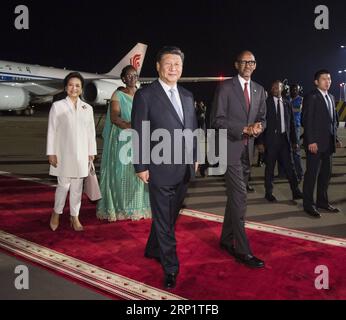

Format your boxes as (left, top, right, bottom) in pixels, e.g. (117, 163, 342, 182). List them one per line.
(169, 88, 184, 123)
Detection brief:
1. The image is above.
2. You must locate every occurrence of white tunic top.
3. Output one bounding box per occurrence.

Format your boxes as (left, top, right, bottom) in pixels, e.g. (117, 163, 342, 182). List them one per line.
(46, 97, 97, 178)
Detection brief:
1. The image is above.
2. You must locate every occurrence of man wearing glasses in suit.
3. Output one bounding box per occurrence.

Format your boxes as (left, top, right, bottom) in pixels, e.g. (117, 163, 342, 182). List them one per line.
(212, 51, 266, 268)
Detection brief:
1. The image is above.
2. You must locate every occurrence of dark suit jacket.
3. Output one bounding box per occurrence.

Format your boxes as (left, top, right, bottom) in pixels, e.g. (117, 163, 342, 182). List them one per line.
(259, 96, 297, 148)
(301, 89, 339, 153)
(131, 80, 198, 186)
(211, 76, 267, 165)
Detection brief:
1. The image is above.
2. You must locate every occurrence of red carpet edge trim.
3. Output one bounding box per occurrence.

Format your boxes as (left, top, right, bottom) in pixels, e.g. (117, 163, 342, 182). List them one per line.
(0, 230, 185, 300)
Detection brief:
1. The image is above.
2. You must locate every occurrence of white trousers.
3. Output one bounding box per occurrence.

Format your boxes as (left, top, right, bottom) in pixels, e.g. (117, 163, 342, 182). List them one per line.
(54, 177, 84, 217)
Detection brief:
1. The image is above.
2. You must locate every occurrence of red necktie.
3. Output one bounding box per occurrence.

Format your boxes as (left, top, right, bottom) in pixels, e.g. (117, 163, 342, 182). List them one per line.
(243, 82, 250, 145)
(244, 82, 250, 112)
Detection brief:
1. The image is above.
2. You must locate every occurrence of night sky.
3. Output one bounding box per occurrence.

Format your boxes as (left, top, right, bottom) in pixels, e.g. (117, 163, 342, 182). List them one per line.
(1, 0, 345, 103)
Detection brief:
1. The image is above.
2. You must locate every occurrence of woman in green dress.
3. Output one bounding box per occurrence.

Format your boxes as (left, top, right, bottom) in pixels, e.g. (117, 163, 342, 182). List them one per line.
(97, 65, 151, 221)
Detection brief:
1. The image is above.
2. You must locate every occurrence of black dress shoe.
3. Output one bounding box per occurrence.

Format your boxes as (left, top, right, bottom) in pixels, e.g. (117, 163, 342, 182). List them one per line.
(220, 243, 236, 257)
(265, 193, 277, 202)
(292, 190, 303, 200)
(317, 205, 340, 213)
(235, 254, 265, 268)
(144, 253, 161, 263)
(164, 273, 177, 289)
(304, 207, 321, 218)
(247, 185, 255, 193)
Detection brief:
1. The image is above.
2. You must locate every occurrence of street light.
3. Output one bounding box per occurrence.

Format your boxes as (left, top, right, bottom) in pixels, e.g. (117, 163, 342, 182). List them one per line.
(339, 83, 344, 101)
(339, 83, 346, 102)
(338, 71, 346, 101)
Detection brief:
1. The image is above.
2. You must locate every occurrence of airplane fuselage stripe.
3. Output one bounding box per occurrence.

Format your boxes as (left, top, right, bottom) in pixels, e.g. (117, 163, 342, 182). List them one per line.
(0, 72, 56, 81)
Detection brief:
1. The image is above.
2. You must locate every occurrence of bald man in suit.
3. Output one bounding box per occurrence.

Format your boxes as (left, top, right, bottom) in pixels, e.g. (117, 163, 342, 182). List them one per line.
(212, 51, 266, 268)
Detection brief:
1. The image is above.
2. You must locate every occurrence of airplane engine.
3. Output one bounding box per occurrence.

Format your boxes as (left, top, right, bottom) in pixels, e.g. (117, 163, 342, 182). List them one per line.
(0, 85, 30, 111)
(83, 80, 118, 106)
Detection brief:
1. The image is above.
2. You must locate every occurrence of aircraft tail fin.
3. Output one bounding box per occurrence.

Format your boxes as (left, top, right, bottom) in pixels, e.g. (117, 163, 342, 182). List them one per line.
(106, 43, 147, 77)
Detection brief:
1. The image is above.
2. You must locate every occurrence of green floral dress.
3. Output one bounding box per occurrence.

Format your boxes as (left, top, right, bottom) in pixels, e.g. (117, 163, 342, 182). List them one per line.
(96, 91, 151, 221)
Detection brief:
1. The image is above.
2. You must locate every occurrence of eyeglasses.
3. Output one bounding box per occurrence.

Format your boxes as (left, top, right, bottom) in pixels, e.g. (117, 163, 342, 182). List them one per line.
(125, 74, 139, 79)
(237, 60, 257, 67)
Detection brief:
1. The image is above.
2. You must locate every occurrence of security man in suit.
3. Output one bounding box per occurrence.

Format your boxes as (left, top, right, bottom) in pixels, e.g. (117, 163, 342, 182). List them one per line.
(301, 69, 342, 217)
(258, 80, 303, 202)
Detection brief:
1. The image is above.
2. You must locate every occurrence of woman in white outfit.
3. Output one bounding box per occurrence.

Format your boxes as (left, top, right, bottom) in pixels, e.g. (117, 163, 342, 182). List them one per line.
(47, 72, 97, 231)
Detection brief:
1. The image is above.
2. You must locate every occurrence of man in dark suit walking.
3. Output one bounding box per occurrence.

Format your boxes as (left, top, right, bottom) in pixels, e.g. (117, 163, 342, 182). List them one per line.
(258, 80, 303, 202)
(302, 69, 342, 218)
(131, 46, 198, 289)
(212, 50, 266, 268)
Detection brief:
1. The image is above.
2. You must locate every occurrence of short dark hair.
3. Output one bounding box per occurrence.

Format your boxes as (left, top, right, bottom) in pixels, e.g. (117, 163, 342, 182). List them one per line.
(314, 69, 330, 81)
(236, 50, 255, 62)
(271, 80, 282, 86)
(156, 46, 184, 63)
(63, 72, 84, 88)
(120, 65, 137, 80)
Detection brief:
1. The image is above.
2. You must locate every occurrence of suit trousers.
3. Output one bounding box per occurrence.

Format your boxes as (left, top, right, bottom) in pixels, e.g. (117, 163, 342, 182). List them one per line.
(303, 137, 333, 209)
(293, 126, 304, 180)
(145, 167, 190, 274)
(241, 143, 251, 186)
(221, 145, 252, 256)
(54, 177, 84, 217)
(264, 134, 299, 195)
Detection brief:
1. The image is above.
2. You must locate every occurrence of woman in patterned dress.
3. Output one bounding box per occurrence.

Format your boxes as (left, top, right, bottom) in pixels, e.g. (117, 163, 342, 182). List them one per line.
(96, 65, 151, 221)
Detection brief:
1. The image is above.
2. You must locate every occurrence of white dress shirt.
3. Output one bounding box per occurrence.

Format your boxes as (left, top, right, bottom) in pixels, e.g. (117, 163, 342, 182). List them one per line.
(317, 88, 333, 119)
(273, 96, 286, 133)
(238, 75, 251, 103)
(158, 78, 184, 119)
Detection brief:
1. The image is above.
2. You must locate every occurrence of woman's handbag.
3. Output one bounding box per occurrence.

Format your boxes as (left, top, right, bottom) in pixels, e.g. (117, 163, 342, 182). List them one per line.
(84, 161, 102, 201)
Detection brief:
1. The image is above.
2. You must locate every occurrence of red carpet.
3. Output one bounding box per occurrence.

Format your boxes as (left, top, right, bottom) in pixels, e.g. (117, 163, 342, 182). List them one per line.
(0, 175, 345, 300)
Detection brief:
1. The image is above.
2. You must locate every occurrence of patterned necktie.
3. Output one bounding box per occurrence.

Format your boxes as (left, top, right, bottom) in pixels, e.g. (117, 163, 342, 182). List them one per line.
(244, 82, 250, 112)
(169, 88, 184, 123)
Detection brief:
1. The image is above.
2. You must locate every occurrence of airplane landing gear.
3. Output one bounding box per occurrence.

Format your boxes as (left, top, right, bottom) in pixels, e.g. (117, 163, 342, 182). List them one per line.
(15, 106, 35, 116)
(24, 106, 35, 116)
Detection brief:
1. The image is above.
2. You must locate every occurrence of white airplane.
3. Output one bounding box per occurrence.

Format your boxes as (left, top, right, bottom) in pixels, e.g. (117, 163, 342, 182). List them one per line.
(0, 43, 228, 115)
(0, 43, 148, 115)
